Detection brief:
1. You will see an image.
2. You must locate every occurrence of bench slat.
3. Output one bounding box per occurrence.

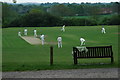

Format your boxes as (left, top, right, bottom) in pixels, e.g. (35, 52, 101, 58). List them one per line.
(73, 46, 114, 64)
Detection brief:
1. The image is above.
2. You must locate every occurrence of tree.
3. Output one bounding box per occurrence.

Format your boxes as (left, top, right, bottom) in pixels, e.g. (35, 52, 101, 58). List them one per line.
(9, 9, 62, 27)
(2, 3, 18, 27)
(48, 4, 73, 16)
(13, 0, 17, 3)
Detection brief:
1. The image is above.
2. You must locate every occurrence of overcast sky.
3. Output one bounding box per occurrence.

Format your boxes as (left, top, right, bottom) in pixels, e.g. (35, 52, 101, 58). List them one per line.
(2, 0, 119, 3)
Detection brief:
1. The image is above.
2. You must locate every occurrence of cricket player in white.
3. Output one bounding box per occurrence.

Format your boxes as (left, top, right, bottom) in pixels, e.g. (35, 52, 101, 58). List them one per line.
(80, 37, 85, 46)
(57, 36, 62, 48)
(24, 28, 27, 36)
(40, 34, 45, 45)
(34, 29, 37, 37)
(18, 31, 21, 36)
(101, 27, 106, 34)
(61, 25, 65, 32)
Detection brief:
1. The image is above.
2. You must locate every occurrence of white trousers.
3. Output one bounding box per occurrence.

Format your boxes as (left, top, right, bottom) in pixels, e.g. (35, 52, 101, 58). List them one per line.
(24, 32, 27, 36)
(58, 41, 62, 48)
(41, 40, 44, 45)
(61, 28, 65, 32)
(102, 30, 106, 34)
(34, 32, 37, 37)
(81, 41, 85, 46)
(18, 33, 21, 36)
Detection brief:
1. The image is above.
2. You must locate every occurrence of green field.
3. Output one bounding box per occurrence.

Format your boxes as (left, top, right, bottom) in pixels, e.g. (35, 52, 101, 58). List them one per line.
(2, 26, 119, 71)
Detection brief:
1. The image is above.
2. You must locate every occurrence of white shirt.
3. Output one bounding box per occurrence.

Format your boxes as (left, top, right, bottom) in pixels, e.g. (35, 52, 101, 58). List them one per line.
(40, 35, 44, 40)
(18, 32, 21, 35)
(80, 38, 85, 42)
(102, 28, 105, 30)
(18, 32, 21, 34)
(18, 32, 21, 36)
(24, 29, 27, 32)
(34, 30, 37, 33)
(57, 37, 62, 42)
(63, 25, 65, 28)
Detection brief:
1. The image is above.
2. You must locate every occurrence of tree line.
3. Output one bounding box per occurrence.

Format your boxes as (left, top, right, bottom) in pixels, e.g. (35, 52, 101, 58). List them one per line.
(2, 2, 120, 28)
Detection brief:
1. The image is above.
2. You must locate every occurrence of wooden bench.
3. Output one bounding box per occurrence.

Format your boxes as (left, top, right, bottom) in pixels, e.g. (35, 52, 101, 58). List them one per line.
(73, 46, 114, 64)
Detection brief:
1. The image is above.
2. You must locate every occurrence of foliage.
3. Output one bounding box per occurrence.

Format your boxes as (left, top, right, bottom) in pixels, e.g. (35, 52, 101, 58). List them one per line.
(48, 4, 73, 16)
(62, 18, 96, 26)
(2, 3, 19, 28)
(6, 14, 120, 27)
(8, 10, 62, 27)
(108, 14, 120, 25)
(2, 2, 120, 27)
(98, 14, 120, 25)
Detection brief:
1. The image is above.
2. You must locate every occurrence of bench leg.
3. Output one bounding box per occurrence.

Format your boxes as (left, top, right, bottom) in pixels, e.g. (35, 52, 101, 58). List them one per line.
(111, 57, 114, 63)
(74, 58, 78, 65)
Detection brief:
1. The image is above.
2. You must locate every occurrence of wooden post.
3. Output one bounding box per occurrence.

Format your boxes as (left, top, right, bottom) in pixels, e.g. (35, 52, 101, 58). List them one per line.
(110, 46, 114, 63)
(111, 56, 114, 63)
(74, 53, 77, 65)
(50, 46, 53, 65)
(73, 47, 77, 65)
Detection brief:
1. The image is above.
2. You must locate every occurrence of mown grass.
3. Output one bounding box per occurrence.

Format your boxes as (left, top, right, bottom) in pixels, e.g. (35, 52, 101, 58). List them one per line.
(2, 25, 119, 71)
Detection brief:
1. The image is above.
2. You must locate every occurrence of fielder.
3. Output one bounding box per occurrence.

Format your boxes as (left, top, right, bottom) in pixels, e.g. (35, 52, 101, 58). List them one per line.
(40, 34, 45, 45)
(18, 31, 21, 36)
(61, 25, 65, 32)
(34, 29, 37, 37)
(101, 27, 106, 34)
(80, 37, 85, 46)
(57, 36, 62, 48)
(24, 28, 27, 36)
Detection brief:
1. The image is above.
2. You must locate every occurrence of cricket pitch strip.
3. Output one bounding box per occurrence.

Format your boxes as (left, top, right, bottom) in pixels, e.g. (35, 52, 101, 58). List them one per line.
(20, 36, 57, 45)
(21, 36, 43, 45)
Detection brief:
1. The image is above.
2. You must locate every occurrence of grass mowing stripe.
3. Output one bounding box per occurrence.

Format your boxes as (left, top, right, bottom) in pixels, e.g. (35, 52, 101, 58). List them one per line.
(2, 25, 119, 71)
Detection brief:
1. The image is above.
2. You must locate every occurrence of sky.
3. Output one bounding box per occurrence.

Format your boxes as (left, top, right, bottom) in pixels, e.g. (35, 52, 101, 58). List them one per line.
(2, 0, 119, 3)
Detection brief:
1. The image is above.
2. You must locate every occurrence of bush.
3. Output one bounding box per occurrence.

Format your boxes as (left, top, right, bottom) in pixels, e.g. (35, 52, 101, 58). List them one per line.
(108, 14, 120, 25)
(8, 12, 62, 27)
(62, 17, 97, 26)
(99, 14, 120, 25)
(7, 14, 120, 27)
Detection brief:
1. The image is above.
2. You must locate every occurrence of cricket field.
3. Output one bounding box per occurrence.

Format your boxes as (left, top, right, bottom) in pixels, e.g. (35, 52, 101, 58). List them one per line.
(2, 26, 119, 71)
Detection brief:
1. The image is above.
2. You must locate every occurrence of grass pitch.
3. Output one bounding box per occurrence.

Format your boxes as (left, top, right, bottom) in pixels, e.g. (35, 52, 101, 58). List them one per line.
(2, 26, 119, 71)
